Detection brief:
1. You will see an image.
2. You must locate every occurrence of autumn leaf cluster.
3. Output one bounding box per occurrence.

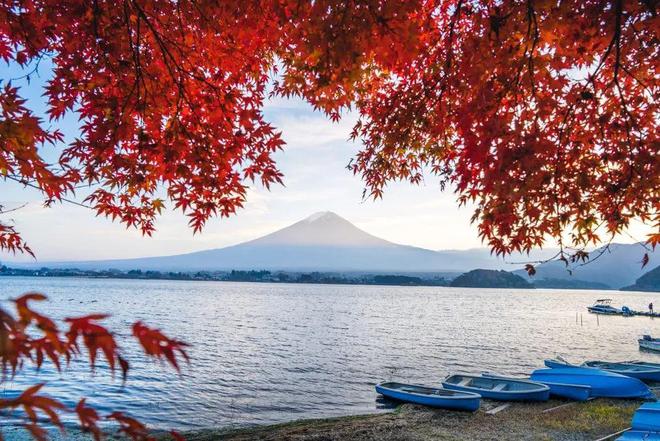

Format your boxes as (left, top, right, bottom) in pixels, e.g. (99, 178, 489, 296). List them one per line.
(0, 0, 655, 258)
(0, 293, 187, 440)
(0, 1, 658, 436)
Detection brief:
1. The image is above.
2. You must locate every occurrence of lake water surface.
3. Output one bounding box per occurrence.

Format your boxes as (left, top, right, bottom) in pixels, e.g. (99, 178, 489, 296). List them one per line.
(1, 277, 658, 434)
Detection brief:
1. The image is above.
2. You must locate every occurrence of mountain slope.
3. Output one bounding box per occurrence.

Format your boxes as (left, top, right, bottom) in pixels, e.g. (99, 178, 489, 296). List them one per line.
(514, 243, 657, 289)
(7, 212, 539, 273)
(8, 212, 646, 281)
(621, 265, 660, 292)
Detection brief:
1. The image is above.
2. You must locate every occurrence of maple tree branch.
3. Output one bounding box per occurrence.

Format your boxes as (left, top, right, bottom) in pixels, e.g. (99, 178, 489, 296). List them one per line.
(3, 175, 92, 210)
(8, 52, 48, 82)
(0, 202, 28, 215)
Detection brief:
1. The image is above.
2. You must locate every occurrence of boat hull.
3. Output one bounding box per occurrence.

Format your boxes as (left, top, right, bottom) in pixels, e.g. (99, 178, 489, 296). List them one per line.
(625, 361, 660, 370)
(442, 375, 550, 402)
(639, 339, 660, 353)
(530, 368, 655, 399)
(375, 383, 481, 412)
(539, 381, 592, 401)
(587, 306, 621, 315)
(632, 402, 660, 431)
(481, 373, 591, 402)
(584, 361, 660, 382)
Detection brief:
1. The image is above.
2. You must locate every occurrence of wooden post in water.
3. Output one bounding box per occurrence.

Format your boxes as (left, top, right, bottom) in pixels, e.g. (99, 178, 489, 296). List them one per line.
(597, 314, 599, 326)
(581, 314, 583, 326)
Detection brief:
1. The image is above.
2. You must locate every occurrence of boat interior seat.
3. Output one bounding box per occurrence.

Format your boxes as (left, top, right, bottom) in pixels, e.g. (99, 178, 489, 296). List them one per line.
(457, 378, 472, 387)
(492, 383, 508, 391)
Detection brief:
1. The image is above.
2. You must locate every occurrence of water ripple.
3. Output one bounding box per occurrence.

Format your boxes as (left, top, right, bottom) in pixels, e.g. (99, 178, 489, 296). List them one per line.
(0, 277, 658, 435)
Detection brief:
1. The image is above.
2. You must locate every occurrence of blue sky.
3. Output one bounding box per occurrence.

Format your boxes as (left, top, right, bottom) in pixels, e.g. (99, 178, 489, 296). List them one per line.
(1, 61, 652, 263)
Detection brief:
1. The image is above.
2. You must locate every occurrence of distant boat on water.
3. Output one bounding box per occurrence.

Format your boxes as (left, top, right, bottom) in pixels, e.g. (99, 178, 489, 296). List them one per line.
(639, 335, 660, 353)
(587, 298, 622, 315)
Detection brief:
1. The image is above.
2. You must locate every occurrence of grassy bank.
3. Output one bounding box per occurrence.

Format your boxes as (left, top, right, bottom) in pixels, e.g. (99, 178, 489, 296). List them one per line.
(179, 398, 645, 441)
(2, 395, 651, 440)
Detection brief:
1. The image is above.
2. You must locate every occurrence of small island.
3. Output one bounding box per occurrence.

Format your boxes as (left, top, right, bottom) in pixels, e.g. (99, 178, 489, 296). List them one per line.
(450, 269, 533, 289)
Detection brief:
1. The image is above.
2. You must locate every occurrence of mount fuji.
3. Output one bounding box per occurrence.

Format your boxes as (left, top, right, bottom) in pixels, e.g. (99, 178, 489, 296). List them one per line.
(10, 211, 538, 273)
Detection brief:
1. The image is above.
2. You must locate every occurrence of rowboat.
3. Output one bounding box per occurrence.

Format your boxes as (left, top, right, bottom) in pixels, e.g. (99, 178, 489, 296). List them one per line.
(623, 360, 660, 369)
(375, 382, 481, 411)
(481, 372, 590, 401)
(639, 335, 660, 353)
(631, 402, 660, 431)
(583, 360, 660, 382)
(442, 374, 550, 402)
(615, 402, 660, 440)
(530, 367, 656, 399)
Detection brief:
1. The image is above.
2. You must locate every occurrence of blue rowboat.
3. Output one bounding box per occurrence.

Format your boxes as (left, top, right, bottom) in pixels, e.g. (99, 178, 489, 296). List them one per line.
(624, 360, 660, 369)
(530, 367, 656, 399)
(639, 335, 660, 353)
(481, 373, 591, 401)
(616, 431, 660, 440)
(583, 361, 660, 382)
(375, 382, 481, 411)
(632, 402, 660, 431)
(442, 374, 550, 402)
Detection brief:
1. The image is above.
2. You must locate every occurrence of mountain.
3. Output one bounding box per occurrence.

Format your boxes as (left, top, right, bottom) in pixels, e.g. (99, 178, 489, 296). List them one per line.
(531, 278, 611, 290)
(450, 269, 533, 289)
(7, 212, 648, 283)
(7, 211, 546, 273)
(621, 265, 660, 292)
(514, 243, 658, 289)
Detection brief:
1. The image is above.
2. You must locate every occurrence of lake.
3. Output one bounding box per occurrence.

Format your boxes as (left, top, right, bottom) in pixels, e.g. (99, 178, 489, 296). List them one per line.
(1, 277, 658, 435)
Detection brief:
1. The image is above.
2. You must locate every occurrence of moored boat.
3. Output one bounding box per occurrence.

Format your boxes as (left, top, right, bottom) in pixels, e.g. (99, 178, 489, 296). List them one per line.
(481, 372, 591, 401)
(624, 360, 660, 370)
(587, 298, 621, 315)
(583, 360, 660, 382)
(530, 367, 656, 399)
(639, 335, 660, 353)
(442, 374, 550, 402)
(375, 382, 481, 411)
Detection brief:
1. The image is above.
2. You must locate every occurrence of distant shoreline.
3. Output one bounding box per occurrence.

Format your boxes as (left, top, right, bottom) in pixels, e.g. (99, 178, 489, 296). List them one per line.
(1, 266, 639, 291)
(0, 266, 451, 288)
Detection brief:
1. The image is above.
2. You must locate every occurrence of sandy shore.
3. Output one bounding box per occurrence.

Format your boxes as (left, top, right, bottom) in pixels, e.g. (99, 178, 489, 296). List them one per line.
(178, 397, 651, 441)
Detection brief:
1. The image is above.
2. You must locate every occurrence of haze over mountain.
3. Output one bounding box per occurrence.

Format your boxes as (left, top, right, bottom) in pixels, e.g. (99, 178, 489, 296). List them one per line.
(7, 212, 650, 286)
(514, 243, 658, 289)
(7, 211, 555, 273)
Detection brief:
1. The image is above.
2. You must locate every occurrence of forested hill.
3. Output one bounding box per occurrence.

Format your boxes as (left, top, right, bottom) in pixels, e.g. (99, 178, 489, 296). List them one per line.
(450, 269, 533, 289)
(621, 265, 660, 292)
